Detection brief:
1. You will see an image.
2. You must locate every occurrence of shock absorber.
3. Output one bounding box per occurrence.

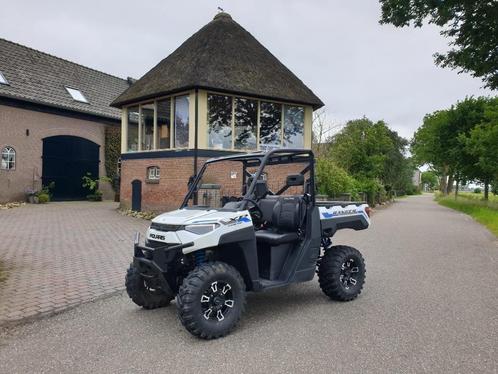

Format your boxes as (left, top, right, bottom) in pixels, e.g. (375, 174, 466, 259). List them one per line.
(194, 250, 206, 266)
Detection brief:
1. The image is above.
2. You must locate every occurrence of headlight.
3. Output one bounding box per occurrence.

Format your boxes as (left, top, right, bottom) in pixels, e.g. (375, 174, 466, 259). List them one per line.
(184, 223, 219, 235)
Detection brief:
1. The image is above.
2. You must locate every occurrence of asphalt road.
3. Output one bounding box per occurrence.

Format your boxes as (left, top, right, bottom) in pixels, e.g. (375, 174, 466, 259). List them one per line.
(1, 194, 497, 374)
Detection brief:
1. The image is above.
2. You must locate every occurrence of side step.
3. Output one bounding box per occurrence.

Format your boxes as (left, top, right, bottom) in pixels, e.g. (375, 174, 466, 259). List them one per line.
(253, 278, 290, 291)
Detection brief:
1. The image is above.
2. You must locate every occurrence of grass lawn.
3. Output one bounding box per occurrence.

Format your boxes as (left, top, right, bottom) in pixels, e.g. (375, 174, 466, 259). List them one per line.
(436, 193, 498, 236)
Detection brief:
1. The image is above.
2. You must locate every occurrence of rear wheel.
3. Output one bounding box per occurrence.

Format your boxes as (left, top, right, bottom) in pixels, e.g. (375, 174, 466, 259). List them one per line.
(177, 262, 246, 339)
(125, 265, 174, 309)
(318, 245, 366, 301)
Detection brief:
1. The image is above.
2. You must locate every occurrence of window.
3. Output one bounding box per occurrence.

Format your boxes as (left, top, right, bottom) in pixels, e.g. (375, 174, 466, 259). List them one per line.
(65, 87, 88, 103)
(127, 106, 139, 151)
(283, 105, 304, 148)
(157, 99, 171, 149)
(140, 103, 154, 151)
(234, 97, 257, 150)
(147, 166, 160, 180)
(208, 94, 232, 149)
(1, 146, 16, 170)
(0, 71, 8, 85)
(259, 101, 282, 151)
(174, 95, 189, 148)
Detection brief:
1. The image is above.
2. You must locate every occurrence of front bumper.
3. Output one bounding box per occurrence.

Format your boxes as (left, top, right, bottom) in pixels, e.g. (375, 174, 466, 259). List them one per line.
(133, 237, 194, 294)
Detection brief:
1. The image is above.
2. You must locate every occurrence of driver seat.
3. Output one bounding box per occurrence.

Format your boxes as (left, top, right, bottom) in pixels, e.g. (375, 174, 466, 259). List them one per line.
(255, 196, 302, 245)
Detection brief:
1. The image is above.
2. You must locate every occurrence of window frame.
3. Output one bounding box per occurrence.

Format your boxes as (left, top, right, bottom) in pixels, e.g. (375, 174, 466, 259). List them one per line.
(0, 71, 9, 85)
(1, 146, 16, 171)
(206, 90, 305, 152)
(146, 166, 160, 182)
(65, 86, 89, 103)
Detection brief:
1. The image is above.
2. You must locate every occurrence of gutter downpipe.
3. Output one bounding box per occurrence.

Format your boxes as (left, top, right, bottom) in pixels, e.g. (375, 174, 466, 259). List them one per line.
(193, 88, 199, 205)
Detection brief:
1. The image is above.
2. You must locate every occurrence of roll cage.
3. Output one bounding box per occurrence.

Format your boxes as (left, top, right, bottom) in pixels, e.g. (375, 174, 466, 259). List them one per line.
(180, 149, 316, 209)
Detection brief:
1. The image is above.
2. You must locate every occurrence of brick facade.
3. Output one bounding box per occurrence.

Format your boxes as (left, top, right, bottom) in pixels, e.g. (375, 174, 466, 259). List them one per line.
(0, 104, 117, 202)
(120, 154, 309, 213)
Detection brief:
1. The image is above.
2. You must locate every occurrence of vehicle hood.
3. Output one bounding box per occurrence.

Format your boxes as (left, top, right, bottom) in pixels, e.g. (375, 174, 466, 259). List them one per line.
(152, 209, 226, 225)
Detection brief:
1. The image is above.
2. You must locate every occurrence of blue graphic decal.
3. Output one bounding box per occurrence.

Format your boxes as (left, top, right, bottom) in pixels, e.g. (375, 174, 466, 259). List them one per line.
(322, 212, 335, 219)
(238, 216, 251, 223)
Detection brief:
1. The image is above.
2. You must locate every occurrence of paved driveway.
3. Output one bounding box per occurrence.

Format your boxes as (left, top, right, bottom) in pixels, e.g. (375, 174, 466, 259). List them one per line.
(1, 195, 497, 373)
(0, 202, 149, 324)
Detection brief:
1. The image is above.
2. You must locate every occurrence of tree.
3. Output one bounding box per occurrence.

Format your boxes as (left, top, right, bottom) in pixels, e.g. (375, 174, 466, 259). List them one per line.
(412, 96, 498, 198)
(461, 98, 498, 199)
(421, 171, 438, 190)
(379, 0, 498, 89)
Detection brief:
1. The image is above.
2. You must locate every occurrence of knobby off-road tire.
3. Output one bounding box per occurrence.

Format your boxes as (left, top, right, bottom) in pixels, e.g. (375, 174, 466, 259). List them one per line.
(177, 262, 246, 339)
(125, 265, 174, 309)
(318, 245, 366, 301)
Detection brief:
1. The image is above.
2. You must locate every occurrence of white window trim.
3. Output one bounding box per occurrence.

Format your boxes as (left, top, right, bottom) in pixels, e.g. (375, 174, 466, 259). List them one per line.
(1, 146, 16, 171)
(147, 166, 160, 180)
(65, 86, 89, 103)
(206, 91, 304, 152)
(0, 71, 9, 85)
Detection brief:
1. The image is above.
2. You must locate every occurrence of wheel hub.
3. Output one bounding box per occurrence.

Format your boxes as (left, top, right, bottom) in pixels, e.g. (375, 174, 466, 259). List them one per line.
(340, 258, 360, 290)
(200, 281, 234, 321)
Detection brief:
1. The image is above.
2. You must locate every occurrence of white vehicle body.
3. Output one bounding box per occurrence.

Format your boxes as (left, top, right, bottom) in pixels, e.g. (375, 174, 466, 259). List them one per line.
(147, 203, 370, 254)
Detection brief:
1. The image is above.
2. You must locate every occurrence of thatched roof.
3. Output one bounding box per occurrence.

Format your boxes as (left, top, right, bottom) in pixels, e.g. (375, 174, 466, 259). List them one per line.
(111, 13, 323, 109)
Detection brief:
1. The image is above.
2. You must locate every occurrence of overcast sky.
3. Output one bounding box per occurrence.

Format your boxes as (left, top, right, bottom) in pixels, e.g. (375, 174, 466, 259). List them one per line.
(1, 0, 493, 139)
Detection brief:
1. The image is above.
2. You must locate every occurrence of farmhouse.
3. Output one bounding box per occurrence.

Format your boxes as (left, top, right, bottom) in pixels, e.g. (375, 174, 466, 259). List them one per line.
(0, 38, 129, 202)
(112, 12, 324, 212)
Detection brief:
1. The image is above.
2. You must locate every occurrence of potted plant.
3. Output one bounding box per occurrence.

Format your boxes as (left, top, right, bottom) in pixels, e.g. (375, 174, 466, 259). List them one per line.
(25, 188, 37, 203)
(82, 173, 111, 201)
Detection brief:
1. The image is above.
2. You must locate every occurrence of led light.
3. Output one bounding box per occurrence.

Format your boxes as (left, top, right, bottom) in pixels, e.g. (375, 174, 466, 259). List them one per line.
(184, 223, 219, 235)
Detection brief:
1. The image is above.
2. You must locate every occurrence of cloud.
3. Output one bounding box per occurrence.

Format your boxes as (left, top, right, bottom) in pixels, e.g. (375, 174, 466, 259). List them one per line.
(1, 0, 493, 139)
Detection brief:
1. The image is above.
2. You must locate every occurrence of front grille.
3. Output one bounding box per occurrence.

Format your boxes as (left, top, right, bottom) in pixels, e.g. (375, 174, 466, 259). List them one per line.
(146, 239, 173, 249)
(150, 222, 182, 232)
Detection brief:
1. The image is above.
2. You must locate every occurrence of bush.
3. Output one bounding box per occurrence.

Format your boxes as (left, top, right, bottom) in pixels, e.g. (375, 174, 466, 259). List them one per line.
(86, 191, 103, 201)
(37, 193, 50, 203)
(316, 159, 357, 198)
(474, 187, 482, 194)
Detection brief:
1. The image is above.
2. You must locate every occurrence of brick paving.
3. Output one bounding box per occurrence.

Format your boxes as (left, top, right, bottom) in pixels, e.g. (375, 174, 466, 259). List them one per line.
(0, 201, 149, 325)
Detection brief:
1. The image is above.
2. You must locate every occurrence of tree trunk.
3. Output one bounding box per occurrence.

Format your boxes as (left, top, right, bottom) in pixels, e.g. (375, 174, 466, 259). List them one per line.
(447, 174, 454, 194)
(484, 181, 489, 200)
(440, 169, 447, 194)
(454, 180, 459, 199)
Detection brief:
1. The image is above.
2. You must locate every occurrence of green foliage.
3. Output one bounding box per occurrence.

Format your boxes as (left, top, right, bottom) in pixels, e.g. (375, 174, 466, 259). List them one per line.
(421, 171, 438, 190)
(474, 188, 482, 194)
(82, 173, 111, 201)
(37, 193, 50, 203)
(105, 126, 121, 190)
(379, 0, 498, 89)
(316, 159, 358, 198)
(412, 96, 498, 199)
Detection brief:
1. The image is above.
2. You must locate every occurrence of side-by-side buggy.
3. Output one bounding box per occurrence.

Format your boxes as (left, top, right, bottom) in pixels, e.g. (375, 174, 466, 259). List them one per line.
(126, 149, 371, 339)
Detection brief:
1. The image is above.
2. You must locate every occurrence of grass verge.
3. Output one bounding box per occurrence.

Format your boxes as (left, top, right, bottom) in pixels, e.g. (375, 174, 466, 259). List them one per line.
(436, 194, 498, 237)
(0, 261, 7, 284)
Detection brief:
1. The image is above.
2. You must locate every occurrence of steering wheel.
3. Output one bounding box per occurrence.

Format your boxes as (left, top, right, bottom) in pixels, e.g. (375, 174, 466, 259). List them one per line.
(243, 198, 263, 226)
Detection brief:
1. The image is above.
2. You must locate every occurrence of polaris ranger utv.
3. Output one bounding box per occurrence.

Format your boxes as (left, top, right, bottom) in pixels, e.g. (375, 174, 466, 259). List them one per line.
(126, 149, 371, 339)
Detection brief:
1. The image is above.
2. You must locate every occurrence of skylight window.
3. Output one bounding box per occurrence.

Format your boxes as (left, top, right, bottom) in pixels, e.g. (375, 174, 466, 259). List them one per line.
(0, 72, 9, 85)
(65, 87, 88, 103)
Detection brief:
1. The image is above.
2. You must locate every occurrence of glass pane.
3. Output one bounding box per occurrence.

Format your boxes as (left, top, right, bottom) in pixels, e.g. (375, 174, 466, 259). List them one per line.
(259, 102, 282, 151)
(127, 106, 139, 151)
(283, 105, 304, 148)
(208, 94, 232, 149)
(140, 103, 154, 151)
(157, 99, 171, 149)
(175, 95, 189, 148)
(234, 97, 257, 150)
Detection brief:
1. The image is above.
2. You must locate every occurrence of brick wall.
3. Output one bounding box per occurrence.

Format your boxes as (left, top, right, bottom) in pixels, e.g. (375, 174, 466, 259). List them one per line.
(120, 155, 310, 213)
(0, 104, 116, 202)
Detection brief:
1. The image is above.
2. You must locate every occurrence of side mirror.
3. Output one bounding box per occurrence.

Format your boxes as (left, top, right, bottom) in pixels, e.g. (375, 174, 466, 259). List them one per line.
(286, 174, 304, 187)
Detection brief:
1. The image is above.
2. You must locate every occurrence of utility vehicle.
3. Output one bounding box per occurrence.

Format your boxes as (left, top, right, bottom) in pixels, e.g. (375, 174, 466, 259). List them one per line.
(126, 149, 371, 339)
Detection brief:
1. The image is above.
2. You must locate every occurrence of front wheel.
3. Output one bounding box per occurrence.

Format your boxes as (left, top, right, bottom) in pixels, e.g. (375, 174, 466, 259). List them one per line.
(176, 262, 246, 339)
(318, 245, 366, 301)
(125, 265, 174, 309)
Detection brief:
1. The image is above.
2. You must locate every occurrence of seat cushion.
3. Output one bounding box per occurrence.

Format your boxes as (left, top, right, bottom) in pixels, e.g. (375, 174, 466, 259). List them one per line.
(255, 230, 298, 245)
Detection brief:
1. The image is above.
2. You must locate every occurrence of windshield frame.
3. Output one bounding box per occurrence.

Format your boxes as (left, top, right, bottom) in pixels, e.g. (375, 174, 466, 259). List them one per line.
(180, 149, 315, 209)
